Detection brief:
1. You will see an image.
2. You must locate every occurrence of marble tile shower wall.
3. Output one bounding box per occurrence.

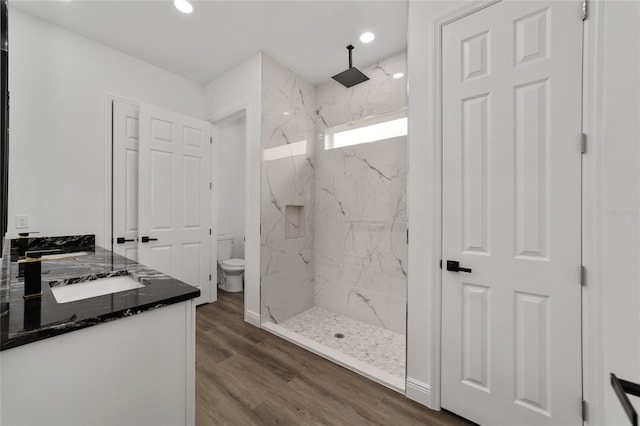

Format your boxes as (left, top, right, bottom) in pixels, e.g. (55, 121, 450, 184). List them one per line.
(314, 52, 408, 334)
(260, 55, 317, 324)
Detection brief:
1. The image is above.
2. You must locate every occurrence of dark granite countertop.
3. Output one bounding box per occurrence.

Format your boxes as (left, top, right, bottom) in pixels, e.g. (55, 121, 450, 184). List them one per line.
(0, 237, 200, 351)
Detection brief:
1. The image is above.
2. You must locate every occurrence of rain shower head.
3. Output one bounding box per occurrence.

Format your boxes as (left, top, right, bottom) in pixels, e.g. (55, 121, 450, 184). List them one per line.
(331, 45, 369, 88)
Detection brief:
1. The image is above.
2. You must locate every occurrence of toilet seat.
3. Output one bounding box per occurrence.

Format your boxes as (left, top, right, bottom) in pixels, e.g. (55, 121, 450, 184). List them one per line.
(220, 258, 245, 271)
(221, 258, 244, 267)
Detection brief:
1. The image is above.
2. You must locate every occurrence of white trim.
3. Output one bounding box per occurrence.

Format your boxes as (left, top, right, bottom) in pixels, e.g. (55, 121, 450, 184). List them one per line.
(428, 0, 501, 410)
(581, 0, 605, 424)
(207, 103, 249, 128)
(185, 300, 196, 426)
(104, 96, 112, 251)
(244, 309, 261, 327)
(209, 123, 219, 304)
(208, 103, 259, 322)
(262, 321, 405, 393)
(406, 377, 431, 406)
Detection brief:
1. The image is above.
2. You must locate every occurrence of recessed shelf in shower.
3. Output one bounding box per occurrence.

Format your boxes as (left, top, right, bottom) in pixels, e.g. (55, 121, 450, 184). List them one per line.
(285, 205, 305, 238)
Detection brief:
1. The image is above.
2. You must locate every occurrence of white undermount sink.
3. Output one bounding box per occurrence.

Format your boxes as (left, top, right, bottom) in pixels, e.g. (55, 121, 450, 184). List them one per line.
(50, 275, 144, 303)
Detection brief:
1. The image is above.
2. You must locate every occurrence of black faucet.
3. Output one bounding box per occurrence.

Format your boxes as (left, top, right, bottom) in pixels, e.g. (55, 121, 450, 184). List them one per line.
(16, 232, 42, 278)
(20, 249, 71, 299)
(18, 232, 31, 257)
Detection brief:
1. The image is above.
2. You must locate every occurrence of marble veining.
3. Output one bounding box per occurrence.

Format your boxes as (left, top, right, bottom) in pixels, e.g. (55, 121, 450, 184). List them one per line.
(315, 52, 407, 127)
(10, 234, 95, 261)
(279, 306, 406, 380)
(259, 52, 408, 336)
(0, 238, 199, 351)
(48, 269, 130, 287)
(314, 52, 408, 334)
(260, 54, 317, 324)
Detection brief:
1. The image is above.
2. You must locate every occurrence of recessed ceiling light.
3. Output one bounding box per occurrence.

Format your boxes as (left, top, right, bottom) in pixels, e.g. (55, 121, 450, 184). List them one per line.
(392, 72, 405, 79)
(174, 0, 193, 14)
(283, 111, 291, 116)
(359, 32, 375, 43)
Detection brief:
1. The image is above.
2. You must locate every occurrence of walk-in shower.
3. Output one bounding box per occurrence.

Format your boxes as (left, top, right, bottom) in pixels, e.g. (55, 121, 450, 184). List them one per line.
(259, 47, 408, 392)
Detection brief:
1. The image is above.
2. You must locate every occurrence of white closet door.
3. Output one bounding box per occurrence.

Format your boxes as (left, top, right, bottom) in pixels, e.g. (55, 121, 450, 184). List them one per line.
(441, 1, 583, 425)
(138, 105, 211, 305)
(112, 99, 139, 261)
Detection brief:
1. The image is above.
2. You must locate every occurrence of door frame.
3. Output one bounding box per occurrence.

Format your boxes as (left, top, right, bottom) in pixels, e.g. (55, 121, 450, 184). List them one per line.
(208, 103, 259, 320)
(425, 0, 603, 421)
(428, 1, 501, 412)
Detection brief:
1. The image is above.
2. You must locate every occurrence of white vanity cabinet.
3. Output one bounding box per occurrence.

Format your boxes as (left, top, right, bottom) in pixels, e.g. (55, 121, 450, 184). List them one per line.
(0, 300, 196, 426)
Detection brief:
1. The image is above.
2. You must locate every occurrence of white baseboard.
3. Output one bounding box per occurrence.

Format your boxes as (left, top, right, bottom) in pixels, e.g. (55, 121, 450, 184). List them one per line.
(406, 377, 431, 407)
(244, 309, 260, 327)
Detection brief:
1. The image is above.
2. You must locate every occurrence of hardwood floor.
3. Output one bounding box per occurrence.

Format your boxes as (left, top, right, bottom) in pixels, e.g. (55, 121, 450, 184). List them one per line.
(195, 291, 470, 426)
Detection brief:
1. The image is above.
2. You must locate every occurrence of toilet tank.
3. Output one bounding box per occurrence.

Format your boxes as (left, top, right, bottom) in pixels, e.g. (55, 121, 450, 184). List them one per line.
(216, 234, 233, 261)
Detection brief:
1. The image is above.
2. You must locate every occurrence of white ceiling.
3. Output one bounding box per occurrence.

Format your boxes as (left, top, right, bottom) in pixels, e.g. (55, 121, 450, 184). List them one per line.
(10, 0, 408, 86)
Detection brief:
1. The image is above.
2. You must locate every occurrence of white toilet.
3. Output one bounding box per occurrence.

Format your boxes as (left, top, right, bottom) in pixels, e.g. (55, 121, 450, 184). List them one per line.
(216, 234, 245, 293)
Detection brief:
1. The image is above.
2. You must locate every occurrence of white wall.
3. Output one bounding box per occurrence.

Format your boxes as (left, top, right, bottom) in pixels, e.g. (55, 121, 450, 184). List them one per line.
(7, 9, 205, 248)
(592, 1, 640, 424)
(205, 53, 262, 326)
(216, 115, 246, 259)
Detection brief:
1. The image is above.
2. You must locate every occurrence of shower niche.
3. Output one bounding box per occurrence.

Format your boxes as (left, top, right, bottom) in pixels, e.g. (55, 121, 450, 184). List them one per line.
(285, 205, 305, 239)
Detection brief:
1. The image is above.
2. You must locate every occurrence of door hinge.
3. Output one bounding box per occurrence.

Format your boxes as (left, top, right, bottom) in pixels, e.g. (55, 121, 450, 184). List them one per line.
(581, 133, 587, 154)
(440, 259, 443, 269)
(210, 136, 213, 144)
(209, 274, 212, 281)
(582, 0, 588, 20)
(582, 400, 589, 422)
(209, 228, 212, 235)
(581, 266, 587, 286)
(406, 229, 409, 244)
(210, 182, 213, 190)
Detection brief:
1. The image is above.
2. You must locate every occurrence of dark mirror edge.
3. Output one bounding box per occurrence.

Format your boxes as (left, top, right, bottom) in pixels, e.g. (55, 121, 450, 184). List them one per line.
(1, 0, 8, 255)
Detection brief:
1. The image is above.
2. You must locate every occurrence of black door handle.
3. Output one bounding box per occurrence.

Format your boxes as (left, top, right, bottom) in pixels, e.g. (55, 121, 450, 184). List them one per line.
(116, 237, 135, 244)
(141, 236, 158, 243)
(446, 260, 472, 273)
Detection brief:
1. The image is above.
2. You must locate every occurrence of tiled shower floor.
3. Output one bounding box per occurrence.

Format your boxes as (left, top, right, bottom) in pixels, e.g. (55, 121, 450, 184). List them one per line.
(274, 306, 406, 391)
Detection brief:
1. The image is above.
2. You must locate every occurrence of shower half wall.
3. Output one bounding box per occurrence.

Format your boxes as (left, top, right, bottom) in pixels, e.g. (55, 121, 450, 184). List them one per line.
(260, 54, 316, 324)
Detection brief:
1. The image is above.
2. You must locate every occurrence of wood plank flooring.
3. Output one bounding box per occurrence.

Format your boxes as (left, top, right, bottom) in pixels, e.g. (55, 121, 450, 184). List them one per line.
(196, 291, 470, 426)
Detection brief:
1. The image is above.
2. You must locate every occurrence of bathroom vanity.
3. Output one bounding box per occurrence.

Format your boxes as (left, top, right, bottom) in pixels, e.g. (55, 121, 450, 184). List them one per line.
(0, 236, 199, 426)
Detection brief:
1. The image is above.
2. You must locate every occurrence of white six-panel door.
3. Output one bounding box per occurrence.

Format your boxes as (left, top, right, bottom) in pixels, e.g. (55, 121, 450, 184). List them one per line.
(441, 1, 583, 425)
(138, 105, 211, 305)
(112, 99, 140, 262)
